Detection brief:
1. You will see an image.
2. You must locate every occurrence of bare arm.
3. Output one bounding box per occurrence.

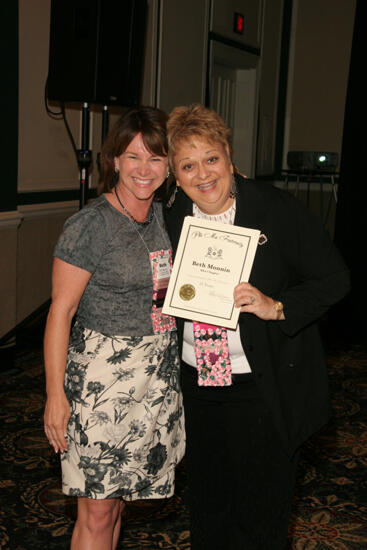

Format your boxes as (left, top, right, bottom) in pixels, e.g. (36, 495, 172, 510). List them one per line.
(43, 257, 91, 453)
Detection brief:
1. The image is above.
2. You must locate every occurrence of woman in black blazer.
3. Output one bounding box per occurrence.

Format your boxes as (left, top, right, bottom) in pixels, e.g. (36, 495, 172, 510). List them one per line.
(164, 104, 350, 550)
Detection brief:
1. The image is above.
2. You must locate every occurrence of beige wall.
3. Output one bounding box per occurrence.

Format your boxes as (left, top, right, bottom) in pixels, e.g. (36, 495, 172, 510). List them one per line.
(257, 0, 284, 175)
(18, 0, 81, 192)
(0, 0, 158, 339)
(157, 0, 209, 113)
(0, 0, 356, 338)
(0, 205, 77, 339)
(278, 0, 356, 238)
(16, 204, 78, 323)
(284, 0, 356, 164)
(18, 0, 159, 195)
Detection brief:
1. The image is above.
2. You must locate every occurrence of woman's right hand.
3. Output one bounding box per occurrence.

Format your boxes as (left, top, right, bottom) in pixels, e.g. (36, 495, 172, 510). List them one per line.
(43, 258, 92, 455)
(44, 391, 70, 454)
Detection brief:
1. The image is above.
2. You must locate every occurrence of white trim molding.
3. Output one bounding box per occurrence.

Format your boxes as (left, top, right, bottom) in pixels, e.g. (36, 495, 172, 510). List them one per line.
(0, 211, 24, 228)
(18, 201, 79, 219)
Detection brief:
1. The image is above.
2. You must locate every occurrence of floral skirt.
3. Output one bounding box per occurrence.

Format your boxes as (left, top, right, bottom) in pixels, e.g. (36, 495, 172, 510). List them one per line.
(61, 324, 185, 500)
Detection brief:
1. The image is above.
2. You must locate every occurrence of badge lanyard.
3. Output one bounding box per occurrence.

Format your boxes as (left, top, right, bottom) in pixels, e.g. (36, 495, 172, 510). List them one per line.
(122, 205, 176, 334)
(150, 249, 176, 334)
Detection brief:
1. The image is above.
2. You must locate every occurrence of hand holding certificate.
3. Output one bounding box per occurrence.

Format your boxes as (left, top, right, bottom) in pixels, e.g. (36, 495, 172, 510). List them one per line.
(162, 216, 260, 329)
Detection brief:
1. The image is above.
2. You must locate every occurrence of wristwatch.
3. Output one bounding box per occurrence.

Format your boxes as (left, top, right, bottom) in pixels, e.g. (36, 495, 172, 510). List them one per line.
(273, 300, 284, 320)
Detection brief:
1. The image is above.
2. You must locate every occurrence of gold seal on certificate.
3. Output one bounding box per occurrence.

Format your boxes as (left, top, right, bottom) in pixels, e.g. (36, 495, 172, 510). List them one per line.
(162, 216, 260, 329)
(179, 283, 196, 301)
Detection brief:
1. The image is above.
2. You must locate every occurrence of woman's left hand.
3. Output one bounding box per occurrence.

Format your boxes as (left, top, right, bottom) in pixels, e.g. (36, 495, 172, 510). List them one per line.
(234, 282, 283, 320)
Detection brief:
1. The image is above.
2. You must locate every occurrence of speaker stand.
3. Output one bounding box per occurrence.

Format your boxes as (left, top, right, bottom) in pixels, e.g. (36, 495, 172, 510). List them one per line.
(77, 103, 92, 209)
(97, 105, 109, 175)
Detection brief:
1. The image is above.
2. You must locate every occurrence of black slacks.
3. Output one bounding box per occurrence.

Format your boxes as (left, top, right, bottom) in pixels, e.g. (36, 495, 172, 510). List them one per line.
(181, 362, 298, 550)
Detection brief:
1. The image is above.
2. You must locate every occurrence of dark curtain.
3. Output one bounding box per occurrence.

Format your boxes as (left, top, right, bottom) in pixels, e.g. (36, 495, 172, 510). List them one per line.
(331, 0, 367, 345)
(0, 3, 18, 212)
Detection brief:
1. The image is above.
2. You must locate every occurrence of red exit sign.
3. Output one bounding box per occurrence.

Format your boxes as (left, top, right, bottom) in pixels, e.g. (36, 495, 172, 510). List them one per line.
(233, 12, 244, 34)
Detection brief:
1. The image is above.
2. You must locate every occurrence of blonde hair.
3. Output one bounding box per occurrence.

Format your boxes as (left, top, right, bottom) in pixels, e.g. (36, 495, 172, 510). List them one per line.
(167, 104, 232, 172)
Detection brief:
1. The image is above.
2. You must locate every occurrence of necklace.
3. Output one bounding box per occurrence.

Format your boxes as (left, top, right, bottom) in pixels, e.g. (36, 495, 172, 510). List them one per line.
(114, 186, 154, 226)
(113, 187, 169, 255)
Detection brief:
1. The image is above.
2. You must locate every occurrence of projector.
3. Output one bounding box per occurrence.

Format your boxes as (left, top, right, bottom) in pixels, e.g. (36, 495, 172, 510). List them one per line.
(287, 151, 338, 172)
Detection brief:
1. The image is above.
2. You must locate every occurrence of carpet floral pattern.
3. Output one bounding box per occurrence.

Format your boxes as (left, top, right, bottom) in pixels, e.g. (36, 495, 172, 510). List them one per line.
(0, 344, 366, 549)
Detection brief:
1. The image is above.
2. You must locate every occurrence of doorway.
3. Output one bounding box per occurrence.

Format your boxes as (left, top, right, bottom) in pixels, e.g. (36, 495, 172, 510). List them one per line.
(208, 40, 260, 177)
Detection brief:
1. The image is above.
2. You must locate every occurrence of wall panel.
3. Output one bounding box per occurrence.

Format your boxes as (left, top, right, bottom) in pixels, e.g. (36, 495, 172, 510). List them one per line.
(0, 215, 22, 337)
(158, 0, 209, 113)
(16, 203, 78, 325)
(286, 0, 356, 159)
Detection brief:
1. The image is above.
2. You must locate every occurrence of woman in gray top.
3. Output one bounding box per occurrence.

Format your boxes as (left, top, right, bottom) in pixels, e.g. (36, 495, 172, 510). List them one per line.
(43, 107, 184, 550)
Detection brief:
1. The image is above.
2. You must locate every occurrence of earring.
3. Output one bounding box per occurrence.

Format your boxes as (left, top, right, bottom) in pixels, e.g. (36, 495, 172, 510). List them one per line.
(229, 173, 237, 198)
(113, 167, 120, 184)
(166, 183, 179, 208)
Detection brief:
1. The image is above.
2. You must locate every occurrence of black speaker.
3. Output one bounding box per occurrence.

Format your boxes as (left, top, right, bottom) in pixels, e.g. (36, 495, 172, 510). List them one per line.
(287, 151, 338, 172)
(47, 0, 148, 106)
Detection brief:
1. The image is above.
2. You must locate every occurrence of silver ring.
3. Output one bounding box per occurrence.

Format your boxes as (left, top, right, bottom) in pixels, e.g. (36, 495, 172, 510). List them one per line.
(251, 297, 256, 304)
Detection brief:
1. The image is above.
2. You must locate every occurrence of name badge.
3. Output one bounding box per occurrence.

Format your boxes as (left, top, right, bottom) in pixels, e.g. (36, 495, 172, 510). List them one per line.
(150, 249, 176, 334)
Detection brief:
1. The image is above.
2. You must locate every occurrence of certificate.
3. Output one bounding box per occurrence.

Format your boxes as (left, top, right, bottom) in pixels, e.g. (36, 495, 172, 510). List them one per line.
(162, 216, 260, 329)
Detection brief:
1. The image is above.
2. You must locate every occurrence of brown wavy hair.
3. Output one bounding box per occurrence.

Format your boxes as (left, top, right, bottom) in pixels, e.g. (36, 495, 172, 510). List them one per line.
(99, 106, 169, 199)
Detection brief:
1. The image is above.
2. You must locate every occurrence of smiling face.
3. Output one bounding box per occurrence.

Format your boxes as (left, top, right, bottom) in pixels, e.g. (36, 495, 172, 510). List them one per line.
(114, 132, 168, 205)
(173, 138, 234, 215)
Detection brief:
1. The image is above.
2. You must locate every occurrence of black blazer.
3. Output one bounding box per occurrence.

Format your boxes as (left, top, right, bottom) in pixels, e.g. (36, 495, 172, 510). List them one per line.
(164, 174, 350, 456)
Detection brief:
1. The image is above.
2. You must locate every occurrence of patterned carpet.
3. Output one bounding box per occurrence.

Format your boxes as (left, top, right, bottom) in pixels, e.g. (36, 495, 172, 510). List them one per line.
(1, 339, 367, 549)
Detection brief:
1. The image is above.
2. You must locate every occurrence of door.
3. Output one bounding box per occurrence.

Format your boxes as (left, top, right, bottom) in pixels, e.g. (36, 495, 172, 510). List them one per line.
(209, 40, 259, 177)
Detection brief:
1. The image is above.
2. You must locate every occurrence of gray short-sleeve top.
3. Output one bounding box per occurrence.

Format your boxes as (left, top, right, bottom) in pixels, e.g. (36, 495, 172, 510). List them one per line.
(54, 194, 171, 336)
